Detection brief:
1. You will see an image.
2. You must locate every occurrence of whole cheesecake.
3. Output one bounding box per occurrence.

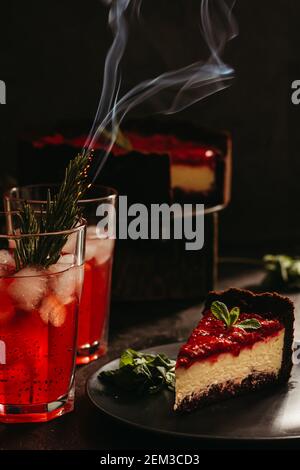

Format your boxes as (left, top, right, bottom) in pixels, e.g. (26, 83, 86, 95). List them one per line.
(18, 120, 231, 208)
(175, 288, 294, 412)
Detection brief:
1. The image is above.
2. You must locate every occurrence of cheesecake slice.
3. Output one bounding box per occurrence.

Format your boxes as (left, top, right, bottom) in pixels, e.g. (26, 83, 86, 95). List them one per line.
(175, 288, 294, 412)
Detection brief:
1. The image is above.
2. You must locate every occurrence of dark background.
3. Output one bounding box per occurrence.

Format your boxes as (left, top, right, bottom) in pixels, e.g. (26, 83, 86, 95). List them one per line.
(0, 0, 298, 255)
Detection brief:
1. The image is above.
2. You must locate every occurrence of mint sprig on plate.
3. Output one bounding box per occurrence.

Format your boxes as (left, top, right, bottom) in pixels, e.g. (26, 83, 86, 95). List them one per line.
(211, 301, 261, 331)
(99, 349, 176, 395)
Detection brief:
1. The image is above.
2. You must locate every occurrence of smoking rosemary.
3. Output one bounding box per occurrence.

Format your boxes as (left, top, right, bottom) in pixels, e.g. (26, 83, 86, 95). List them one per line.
(14, 151, 91, 270)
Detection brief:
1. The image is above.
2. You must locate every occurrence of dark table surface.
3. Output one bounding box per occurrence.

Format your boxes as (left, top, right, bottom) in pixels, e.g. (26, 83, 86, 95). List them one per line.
(1, 260, 300, 451)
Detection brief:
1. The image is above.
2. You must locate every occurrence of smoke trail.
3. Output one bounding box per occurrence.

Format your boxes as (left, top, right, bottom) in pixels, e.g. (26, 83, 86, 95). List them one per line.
(85, 0, 238, 180)
(85, 0, 130, 148)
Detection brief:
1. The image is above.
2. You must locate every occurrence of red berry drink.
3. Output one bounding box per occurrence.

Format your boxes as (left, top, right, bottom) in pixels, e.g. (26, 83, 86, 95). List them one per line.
(76, 230, 114, 364)
(0, 249, 84, 423)
(4, 184, 117, 365)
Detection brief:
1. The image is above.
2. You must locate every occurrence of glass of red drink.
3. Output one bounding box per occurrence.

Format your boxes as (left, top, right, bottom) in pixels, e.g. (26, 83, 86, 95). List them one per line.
(0, 212, 86, 423)
(5, 185, 117, 364)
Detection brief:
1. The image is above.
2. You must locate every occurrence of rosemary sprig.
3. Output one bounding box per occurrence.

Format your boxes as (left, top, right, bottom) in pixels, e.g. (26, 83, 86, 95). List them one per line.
(14, 203, 39, 271)
(14, 151, 91, 270)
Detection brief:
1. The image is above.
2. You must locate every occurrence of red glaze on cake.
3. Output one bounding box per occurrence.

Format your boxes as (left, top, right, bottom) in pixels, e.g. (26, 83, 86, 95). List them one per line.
(32, 132, 221, 167)
(177, 311, 284, 368)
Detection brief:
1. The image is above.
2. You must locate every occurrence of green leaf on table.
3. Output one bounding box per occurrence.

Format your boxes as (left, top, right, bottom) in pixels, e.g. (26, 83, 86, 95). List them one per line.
(262, 254, 300, 291)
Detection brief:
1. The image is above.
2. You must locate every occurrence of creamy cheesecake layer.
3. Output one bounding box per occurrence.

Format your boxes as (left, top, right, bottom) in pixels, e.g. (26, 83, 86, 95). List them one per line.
(170, 165, 215, 193)
(175, 330, 284, 410)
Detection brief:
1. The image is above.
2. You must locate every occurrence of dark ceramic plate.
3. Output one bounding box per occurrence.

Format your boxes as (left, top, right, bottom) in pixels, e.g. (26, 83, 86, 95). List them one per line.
(87, 342, 300, 440)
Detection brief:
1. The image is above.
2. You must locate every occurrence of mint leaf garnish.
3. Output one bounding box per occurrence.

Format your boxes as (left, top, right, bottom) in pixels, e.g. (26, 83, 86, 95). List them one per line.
(119, 348, 137, 367)
(211, 301, 230, 326)
(229, 306, 240, 325)
(211, 301, 261, 331)
(235, 319, 261, 331)
(99, 349, 176, 395)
